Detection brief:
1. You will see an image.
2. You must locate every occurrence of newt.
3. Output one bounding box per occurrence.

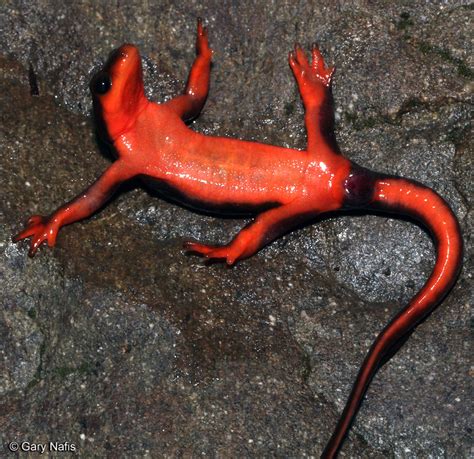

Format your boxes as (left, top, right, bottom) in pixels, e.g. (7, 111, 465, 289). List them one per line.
(13, 19, 463, 458)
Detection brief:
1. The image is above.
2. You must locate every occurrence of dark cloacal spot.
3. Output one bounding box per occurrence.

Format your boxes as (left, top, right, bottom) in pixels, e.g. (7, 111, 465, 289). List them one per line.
(343, 164, 378, 208)
(28, 63, 39, 96)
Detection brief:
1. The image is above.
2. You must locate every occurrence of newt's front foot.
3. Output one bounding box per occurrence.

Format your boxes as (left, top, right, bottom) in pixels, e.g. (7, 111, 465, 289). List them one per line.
(13, 215, 60, 257)
(289, 43, 334, 101)
(196, 18, 212, 60)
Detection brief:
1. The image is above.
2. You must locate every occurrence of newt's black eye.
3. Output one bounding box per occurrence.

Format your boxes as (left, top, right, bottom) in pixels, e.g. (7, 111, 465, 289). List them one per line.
(93, 73, 112, 95)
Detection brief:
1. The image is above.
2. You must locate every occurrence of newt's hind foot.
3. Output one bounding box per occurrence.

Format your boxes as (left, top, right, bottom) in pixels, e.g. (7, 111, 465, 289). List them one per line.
(184, 240, 247, 266)
(289, 44, 334, 96)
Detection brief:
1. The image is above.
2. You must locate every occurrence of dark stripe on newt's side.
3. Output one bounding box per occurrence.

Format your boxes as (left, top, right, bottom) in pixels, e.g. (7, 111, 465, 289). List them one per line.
(140, 175, 282, 216)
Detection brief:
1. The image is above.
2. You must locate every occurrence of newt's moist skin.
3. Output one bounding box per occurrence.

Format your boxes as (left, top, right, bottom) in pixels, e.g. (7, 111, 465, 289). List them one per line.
(14, 19, 463, 458)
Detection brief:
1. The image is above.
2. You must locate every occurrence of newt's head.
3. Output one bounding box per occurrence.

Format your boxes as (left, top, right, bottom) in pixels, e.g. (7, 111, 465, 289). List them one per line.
(90, 44, 148, 139)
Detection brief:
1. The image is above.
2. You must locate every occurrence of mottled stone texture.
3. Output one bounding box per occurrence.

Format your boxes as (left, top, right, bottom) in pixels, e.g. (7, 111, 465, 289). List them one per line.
(0, 1, 471, 457)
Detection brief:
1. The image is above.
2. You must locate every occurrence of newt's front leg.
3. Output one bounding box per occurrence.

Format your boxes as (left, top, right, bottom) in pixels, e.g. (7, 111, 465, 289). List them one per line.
(13, 161, 136, 256)
(165, 18, 213, 122)
(185, 200, 319, 265)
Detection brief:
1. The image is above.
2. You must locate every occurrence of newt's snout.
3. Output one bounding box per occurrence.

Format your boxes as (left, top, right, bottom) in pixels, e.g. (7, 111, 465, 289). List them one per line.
(106, 44, 141, 74)
(90, 44, 143, 103)
(91, 43, 147, 138)
(90, 45, 140, 93)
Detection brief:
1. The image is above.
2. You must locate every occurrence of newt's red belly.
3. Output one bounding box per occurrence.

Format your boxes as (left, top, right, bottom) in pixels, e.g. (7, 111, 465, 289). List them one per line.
(140, 136, 310, 214)
(118, 104, 311, 214)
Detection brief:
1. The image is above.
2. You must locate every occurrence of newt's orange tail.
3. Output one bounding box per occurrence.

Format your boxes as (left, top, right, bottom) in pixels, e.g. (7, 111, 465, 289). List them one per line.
(323, 177, 463, 458)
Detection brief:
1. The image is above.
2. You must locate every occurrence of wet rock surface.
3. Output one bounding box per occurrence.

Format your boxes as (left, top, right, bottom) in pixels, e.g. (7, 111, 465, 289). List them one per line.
(1, 1, 472, 457)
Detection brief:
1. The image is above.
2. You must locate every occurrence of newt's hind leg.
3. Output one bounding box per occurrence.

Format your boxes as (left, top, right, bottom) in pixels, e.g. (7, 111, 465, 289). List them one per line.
(289, 44, 339, 154)
(165, 18, 213, 122)
(184, 200, 319, 265)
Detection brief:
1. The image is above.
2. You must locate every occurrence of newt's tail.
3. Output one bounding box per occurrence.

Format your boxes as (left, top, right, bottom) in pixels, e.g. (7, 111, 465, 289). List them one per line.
(323, 176, 463, 458)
